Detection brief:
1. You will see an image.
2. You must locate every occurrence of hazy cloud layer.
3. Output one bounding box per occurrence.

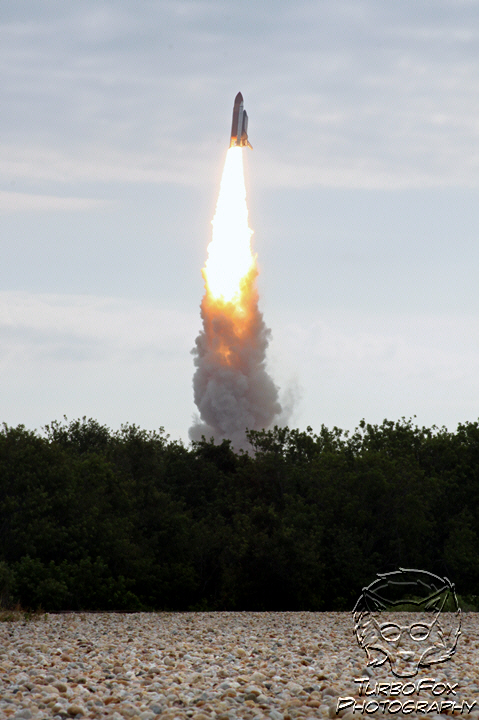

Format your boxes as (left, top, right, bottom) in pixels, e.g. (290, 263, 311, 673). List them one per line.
(1, 291, 197, 360)
(267, 309, 478, 433)
(0, 0, 477, 190)
(1, 292, 476, 439)
(0, 190, 108, 212)
(0, 292, 200, 437)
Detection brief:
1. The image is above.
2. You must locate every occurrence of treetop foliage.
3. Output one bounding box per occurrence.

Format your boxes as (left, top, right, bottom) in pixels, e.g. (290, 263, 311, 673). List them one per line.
(0, 417, 477, 611)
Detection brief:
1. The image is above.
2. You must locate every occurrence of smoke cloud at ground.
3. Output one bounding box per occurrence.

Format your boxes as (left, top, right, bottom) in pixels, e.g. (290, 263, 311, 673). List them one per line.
(189, 268, 282, 450)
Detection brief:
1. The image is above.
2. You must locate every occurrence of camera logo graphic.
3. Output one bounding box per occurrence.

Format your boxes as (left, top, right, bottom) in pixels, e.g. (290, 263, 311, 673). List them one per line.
(352, 568, 462, 678)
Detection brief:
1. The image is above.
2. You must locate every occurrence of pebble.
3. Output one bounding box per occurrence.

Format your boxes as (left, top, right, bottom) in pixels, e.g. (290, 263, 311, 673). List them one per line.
(0, 612, 477, 718)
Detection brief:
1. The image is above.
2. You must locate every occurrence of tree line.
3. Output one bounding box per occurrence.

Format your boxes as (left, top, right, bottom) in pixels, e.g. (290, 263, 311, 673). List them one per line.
(0, 417, 477, 611)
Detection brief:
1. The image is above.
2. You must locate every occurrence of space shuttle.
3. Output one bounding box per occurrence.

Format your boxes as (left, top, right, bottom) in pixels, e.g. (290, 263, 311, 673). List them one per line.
(229, 92, 252, 149)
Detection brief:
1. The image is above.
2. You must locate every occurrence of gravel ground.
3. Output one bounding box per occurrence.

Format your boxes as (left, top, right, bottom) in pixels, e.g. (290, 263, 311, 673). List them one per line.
(0, 612, 477, 720)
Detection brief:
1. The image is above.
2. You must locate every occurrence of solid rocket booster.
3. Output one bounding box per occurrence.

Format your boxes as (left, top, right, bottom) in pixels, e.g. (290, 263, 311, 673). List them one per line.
(230, 92, 252, 149)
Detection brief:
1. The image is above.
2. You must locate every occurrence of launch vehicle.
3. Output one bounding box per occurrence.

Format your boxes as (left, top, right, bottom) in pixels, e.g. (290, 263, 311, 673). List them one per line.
(230, 92, 252, 149)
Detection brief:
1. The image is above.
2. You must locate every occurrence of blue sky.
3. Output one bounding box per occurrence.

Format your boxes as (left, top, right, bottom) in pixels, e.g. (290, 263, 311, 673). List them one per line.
(1, 0, 477, 441)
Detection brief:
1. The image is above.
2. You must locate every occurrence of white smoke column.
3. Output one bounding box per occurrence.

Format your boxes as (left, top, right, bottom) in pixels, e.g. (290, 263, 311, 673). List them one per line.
(189, 147, 282, 449)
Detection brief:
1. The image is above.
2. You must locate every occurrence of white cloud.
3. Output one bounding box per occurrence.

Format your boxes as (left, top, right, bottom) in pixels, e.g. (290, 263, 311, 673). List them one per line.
(267, 310, 478, 431)
(0, 1, 476, 190)
(0, 292, 476, 439)
(0, 291, 198, 358)
(0, 291, 200, 439)
(284, 314, 476, 382)
(0, 142, 211, 186)
(0, 190, 109, 212)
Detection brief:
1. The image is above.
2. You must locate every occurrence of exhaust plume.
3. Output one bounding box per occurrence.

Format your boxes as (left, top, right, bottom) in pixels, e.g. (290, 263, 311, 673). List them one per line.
(189, 147, 281, 449)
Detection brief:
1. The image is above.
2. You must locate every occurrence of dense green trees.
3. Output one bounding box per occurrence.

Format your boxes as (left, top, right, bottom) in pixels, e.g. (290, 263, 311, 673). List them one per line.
(0, 418, 477, 611)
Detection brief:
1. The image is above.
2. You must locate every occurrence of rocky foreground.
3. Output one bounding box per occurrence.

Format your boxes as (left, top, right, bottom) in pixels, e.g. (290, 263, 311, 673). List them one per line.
(0, 612, 478, 720)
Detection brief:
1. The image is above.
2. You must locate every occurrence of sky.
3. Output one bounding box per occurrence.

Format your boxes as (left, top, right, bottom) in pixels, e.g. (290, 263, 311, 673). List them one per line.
(1, 0, 478, 443)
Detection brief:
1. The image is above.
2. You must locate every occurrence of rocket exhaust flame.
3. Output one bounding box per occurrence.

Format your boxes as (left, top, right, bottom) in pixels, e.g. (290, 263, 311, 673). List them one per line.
(189, 143, 281, 449)
(204, 147, 255, 302)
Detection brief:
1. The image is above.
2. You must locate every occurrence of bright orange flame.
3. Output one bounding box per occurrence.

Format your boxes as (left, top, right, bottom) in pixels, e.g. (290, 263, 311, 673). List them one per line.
(203, 146, 255, 303)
